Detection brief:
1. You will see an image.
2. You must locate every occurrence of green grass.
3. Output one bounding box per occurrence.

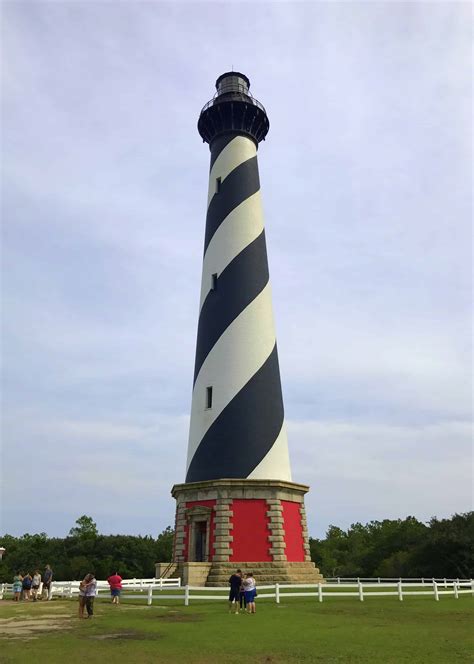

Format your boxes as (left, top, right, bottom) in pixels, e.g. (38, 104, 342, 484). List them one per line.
(0, 595, 472, 663)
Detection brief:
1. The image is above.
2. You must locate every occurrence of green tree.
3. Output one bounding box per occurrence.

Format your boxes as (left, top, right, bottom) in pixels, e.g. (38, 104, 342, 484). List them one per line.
(68, 515, 98, 540)
(155, 526, 174, 562)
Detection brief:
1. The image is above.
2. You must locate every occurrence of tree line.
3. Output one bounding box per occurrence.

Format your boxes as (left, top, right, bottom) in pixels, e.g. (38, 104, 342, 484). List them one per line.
(0, 512, 472, 582)
(0, 517, 174, 582)
(309, 512, 473, 579)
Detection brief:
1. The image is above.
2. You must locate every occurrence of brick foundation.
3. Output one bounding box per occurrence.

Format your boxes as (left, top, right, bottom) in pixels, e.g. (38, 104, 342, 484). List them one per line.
(169, 479, 322, 584)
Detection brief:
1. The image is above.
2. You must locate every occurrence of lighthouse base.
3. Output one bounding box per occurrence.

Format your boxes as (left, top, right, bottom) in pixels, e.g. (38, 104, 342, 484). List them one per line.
(170, 479, 323, 586)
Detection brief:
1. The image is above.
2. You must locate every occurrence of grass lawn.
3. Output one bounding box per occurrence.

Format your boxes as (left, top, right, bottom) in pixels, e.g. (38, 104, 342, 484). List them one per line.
(0, 595, 472, 663)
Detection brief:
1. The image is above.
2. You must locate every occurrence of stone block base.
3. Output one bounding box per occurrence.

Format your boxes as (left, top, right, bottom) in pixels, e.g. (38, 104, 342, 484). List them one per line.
(205, 561, 323, 587)
(171, 479, 315, 566)
(177, 562, 212, 586)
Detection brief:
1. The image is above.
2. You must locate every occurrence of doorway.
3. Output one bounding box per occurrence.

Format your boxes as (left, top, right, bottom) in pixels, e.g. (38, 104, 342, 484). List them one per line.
(193, 521, 207, 562)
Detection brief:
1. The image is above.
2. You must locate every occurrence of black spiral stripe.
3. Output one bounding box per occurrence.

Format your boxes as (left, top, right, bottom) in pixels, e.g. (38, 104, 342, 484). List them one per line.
(187, 130, 287, 483)
(193, 230, 269, 384)
(204, 155, 259, 254)
(187, 344, 284, 482)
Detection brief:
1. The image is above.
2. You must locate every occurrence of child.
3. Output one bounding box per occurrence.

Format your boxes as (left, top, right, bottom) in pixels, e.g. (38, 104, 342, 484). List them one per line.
(31, 570, 41, 601)
(12, 573, 22, 602)
(22, 572, 32, 601)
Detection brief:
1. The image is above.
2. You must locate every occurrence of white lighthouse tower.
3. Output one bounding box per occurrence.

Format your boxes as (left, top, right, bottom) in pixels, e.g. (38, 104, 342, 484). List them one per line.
(168, 73, 322, 586)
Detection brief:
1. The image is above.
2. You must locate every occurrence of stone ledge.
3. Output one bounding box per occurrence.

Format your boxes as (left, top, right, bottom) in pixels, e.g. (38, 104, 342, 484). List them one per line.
(172, 479, 310, 499)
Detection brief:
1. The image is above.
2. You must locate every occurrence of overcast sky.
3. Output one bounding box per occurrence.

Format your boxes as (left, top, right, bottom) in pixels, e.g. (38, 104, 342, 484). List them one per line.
(1, 1, 471, 540)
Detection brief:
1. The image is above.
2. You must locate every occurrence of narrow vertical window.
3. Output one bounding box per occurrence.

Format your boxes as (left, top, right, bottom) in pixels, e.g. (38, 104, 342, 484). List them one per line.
(206, 386, 213, 409)
(215, 177, 221, 193)
(211, 273, 218, 291)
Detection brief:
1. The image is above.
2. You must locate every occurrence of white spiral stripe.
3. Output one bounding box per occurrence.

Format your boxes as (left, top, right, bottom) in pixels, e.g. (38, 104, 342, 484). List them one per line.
(207, 135, 257, 208)
(199, 191, 264, 311)
(247, 423, 292, 481)
(187, 283, 276, 472)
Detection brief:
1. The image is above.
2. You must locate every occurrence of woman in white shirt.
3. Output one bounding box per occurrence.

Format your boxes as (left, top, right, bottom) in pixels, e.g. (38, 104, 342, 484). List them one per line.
(242, 572, 257, 614)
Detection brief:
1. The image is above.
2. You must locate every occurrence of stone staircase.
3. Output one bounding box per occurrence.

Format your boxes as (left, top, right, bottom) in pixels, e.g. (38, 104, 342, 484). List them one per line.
(205, 561, 323, 587)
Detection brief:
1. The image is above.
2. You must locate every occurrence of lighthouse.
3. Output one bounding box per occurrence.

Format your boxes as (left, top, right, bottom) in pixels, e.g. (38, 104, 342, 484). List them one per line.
(165, 73, 322, 586)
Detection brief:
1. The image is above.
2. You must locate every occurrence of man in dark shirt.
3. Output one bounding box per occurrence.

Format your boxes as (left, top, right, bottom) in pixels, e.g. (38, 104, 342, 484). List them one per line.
(42, 565, 53, 600)
(228, 569, 242, 614)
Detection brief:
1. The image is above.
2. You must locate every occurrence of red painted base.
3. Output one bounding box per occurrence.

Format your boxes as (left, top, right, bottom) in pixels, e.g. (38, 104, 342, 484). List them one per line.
(172, 479, 311, 564)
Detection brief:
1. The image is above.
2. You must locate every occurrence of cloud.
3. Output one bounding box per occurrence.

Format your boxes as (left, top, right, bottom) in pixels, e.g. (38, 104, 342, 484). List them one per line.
(1, 2, 471, 539)
(288, 418, 473, 535)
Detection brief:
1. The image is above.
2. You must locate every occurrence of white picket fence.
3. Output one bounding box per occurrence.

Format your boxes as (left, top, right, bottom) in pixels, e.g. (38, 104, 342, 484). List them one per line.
(0, 576, 181, 601)
(325, 577, 468, 586)
(2, 577, 473, 606)
(149, 580, 474, 606)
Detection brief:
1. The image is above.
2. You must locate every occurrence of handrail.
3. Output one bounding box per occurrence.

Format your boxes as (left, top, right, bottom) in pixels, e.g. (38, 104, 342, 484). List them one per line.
(200, 94, 267, 116)
(158, 561, 175, 580)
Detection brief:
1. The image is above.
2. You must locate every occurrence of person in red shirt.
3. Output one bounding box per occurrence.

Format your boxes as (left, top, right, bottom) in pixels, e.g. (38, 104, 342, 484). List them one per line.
(107, 571, 123, 605)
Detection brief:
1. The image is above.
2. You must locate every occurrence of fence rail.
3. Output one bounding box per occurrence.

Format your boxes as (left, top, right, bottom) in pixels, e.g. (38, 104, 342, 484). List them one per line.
(325, 577, 469, 586)
(155, 580, 474, 606)
(2, 578, 473, 606)
(0, 576, 181, 601)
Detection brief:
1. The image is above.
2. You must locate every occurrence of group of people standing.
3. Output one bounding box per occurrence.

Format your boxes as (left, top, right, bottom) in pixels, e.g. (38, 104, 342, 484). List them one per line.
(77, 571, 122, 618)
(228, 570, 257, 614)
(12, 565, 53, 602)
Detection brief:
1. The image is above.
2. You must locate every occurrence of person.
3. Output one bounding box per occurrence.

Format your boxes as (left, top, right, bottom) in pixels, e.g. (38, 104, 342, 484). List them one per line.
(42, 564, 53, 600)
(107, 571, 123, 605)
(239, 576, 247, 612)
(228, 569, 242, 614)
(78, 575, 90, 618)
(22, 572, 32, 601)
(12, 573, 22, 602)
(83, 573, 97, 618)
(31, 570, 41, 601)
(242, 572, 257, 614)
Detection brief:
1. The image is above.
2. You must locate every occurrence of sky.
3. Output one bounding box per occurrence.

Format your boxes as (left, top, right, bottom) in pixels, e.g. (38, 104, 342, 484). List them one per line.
(1, 1, 472, 540)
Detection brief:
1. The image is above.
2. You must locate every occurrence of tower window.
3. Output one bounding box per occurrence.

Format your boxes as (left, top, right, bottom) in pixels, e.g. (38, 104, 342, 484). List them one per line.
(211, 273, 218, 291)
(206, 386, 213, 409)
(215, 177, 221, 193)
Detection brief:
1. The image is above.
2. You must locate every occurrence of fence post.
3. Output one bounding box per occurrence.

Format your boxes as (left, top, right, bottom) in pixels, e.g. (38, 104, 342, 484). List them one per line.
(398, 581, 403, 602)
(443, 578, 447, 589)
(184, 585, 190, 606)
(422, 577, 425, 585)
(358, 580, 364, 602)
(471, 580, 474, 597)
(147, 585, 153, 606)
(433, 580, 439, 601)
(453, 582, 459, 599)
(318, 583, 323, 603)
(160, 577, 163, 590)
(275, 583, 280, 604)
(377, 577, 380, 584)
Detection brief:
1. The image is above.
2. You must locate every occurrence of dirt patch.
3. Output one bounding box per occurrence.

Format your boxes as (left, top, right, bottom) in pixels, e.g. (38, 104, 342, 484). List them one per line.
(89, 631, 162, 641)
(0, 616, 73, 640)
(155, 611, 201, 623)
